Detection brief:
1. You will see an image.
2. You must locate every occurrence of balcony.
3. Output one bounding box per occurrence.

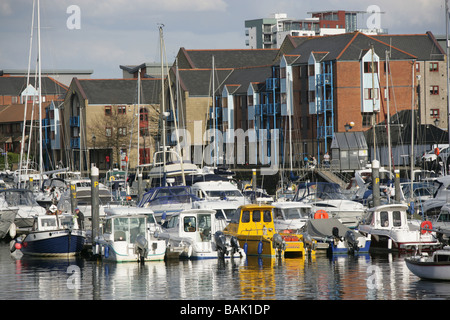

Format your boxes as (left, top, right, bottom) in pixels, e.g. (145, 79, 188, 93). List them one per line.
(266, 78, 279, 90)
(70, 137, 80, 149)
(70, 116, 80, 127)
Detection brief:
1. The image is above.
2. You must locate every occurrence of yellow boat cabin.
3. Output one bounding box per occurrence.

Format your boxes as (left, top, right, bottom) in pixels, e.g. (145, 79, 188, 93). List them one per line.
(223, 204, 315, 258)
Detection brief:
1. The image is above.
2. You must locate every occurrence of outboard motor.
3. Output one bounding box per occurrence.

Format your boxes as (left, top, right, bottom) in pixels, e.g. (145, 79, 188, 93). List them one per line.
(344, 230, 359, 254)
(214, 231, 228, 259)
(134, 234, 148, 263)
(272, 233, 285, 256)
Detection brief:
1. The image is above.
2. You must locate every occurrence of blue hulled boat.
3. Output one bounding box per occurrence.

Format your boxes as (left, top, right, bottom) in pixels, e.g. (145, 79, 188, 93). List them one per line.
(13, 213, 86, 257)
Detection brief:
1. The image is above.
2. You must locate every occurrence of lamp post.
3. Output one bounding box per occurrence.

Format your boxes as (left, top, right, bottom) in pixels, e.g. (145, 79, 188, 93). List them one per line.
(92, 134, 96, 165)
(434, 118, 440, 128)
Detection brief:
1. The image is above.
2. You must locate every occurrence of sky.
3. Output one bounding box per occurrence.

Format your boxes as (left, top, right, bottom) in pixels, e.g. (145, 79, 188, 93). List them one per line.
(0, 0, 448, 79)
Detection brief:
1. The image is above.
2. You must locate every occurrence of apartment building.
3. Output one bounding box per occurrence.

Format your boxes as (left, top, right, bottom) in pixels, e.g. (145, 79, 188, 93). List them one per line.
(62, 78, 161, 173)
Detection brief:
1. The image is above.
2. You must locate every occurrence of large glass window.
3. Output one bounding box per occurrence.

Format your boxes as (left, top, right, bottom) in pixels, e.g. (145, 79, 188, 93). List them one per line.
(253, 210, 261, 222)
(184, 216, 196, 232)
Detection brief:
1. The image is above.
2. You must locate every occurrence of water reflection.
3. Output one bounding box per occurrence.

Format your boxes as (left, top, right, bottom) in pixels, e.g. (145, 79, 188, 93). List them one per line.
(2, 243, 450, 300)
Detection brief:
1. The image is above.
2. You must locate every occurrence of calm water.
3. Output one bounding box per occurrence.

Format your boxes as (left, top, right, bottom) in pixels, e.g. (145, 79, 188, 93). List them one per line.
(1, 242, 450, 301)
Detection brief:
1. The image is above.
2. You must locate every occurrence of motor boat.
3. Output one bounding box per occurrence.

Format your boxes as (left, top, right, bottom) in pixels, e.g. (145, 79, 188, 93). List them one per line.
(0, 205, 18, 239)
(421, 175, 450, 216)
(405, 246, 450, 280)
(138, 186, 200, 222)
(222, 204, 316, 258)
(56, 185, 113, 231)
(156, 208, 245, 259)
(192, 199, 240, 232)
(0, 189, 47, 233)
(358, 204, 442, 252)
(12, 213, 86, 257)
(304, 218, 371, 255)
(190, 180, 246, 205)
(272, 201, 312, 232)
(96, 206, 166, 263)
(34, 177, 67, 208)
(293, 182, 366, 229)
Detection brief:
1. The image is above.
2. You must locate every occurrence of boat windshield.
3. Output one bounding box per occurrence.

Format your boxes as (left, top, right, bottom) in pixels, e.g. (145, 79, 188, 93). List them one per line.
(112, 216, 146, 243)
(205, 190, 243, 198)
(294, 183, 348, 201)
(0, 190, 39, 206)
(274, 207, 310, 220)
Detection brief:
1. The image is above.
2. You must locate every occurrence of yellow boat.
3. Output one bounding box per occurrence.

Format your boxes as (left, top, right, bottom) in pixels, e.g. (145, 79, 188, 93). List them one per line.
(223, 204, 316, 258)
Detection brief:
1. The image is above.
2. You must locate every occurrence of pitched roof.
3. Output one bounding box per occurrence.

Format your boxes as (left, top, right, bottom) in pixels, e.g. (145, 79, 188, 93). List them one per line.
(218, 65, 273, 95)
(0, 76, 68, 96)
(177, 48, 279, 69)
(0, 102, 50, 123)
(75, 78, 161, 105)
(177, 68, 234, 96)
(372, 32, 445, 61)
(289, 32, 416, 64)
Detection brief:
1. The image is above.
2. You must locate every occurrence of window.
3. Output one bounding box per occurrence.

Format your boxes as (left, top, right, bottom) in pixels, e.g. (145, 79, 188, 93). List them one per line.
(362, 113, 372, 127)
(252, 210, 261, 222)
(430, 109, 440, 118)
(430, 86, 439, 95)
(364, 61, 378, 74)
(241, 210, 250, 223)
(415, 62, 420, 72)
(308, 90, 315, 103)
(183, 217, 196, 232)
(118, 105, 126, 115)
(429, 62, 439, 72)
(105, 106, 112, 116)
(364, 88, 379, 100)
(263, 210, 272, 222)
(380, 211, 389, 227)
(393, 211, 402, 227)
(280, 68, 286, 79)
(118, 127, 127, 136)
(105, 127, 112, 137)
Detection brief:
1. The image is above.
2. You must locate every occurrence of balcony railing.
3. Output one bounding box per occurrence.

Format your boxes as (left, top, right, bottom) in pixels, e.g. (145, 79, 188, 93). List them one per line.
(266, 78, 279, 90)
(70, 116, 80, 127)
(70, 137, 80, 149)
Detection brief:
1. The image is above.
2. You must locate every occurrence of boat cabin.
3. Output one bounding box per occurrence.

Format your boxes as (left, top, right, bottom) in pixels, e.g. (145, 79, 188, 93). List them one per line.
(33, 214, 80, 232)
(227, 204, 276, 237)
(163, 209, 216, 242)
(359, 204, 409, 230)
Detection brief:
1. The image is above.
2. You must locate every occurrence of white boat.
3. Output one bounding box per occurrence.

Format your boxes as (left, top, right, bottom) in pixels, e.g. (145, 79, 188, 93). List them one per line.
(293, 182, 366, 228)
(192, 199, 240, 232)
(190, 180, 246, 205)
(96, 206, 166, 262)
(138, 186, 199, 222)
(421, 175, 450, 216)
(0, 205, 18, 239)
(405, 246, 450, 280)
(56, 185, 113, 230)
(272, 201, 312, 232)
(0, 189, 47, 233)
(34, 177, 67, 208)
(358, 204, 442, 252)
(156, 208, 245, 260)
(12, 213, 86, 257)
(141, 149, 199, 188)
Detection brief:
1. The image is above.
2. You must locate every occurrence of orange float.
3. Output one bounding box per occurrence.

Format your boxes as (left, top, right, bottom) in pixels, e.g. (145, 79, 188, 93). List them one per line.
(314, 210, 329, 219)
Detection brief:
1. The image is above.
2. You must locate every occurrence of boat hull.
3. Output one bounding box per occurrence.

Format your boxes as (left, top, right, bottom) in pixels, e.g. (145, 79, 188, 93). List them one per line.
(20, 230, 86, 257)
(368, 233, 440, 253)
(101, 240, 166, 263)
(405, 258, 450, 280)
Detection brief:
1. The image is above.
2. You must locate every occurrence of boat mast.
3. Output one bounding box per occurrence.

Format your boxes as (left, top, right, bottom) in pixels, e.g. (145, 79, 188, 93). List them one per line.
(37, 0, 44, 178)
(19, 0, 36, 187)
(446, 0, 450, 152)
(159, 25, 166, 186)
(385, 50, 392, 176)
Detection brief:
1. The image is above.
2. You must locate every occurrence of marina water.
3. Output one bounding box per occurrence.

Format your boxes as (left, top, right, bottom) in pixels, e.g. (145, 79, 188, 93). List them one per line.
(1, 242, 450, 301)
